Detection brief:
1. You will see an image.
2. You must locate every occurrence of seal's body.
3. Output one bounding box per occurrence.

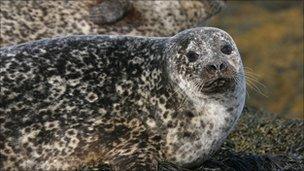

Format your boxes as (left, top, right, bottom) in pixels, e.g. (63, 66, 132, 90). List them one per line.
(0, 27, 246, 170)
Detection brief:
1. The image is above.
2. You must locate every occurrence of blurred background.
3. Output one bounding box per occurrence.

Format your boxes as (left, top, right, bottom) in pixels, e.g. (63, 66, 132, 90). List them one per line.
(209, 1, 303, 119)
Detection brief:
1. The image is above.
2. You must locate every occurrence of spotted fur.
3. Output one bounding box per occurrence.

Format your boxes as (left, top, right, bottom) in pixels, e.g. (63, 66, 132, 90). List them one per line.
(0, 27, 245, 170)
(0, 0, 224, 47)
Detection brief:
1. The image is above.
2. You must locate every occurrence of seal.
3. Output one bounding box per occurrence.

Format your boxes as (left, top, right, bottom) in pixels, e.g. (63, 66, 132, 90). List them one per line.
(0, 27, 246, 170)
(0, 0, 225, 46)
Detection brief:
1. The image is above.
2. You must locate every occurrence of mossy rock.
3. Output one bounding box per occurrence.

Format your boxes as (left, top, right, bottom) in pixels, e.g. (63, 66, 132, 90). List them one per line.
(228, 107, 303, 156)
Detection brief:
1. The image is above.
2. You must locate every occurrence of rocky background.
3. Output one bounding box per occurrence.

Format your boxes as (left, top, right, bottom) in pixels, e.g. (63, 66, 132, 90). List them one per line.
(0, 0, 303, 170)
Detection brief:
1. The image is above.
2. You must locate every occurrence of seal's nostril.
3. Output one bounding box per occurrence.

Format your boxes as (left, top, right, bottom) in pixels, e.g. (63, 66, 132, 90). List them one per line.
(207, 64, 217, 71)
(206, 62, 227, 73)
(220, 63, 227, 70)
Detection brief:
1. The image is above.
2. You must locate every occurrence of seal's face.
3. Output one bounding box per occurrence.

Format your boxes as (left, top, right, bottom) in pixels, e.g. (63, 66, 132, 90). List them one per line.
(167, 27, 244, 96)
(164, 27, 246, 167)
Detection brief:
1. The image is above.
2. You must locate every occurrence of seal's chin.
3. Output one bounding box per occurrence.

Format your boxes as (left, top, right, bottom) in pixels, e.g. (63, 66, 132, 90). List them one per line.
(201, 76, 235, 94)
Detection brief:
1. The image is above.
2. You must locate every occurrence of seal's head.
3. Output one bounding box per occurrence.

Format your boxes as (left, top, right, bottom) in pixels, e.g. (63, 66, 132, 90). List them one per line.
(166, 27, 245, 98)
(163, 27, 246, 168)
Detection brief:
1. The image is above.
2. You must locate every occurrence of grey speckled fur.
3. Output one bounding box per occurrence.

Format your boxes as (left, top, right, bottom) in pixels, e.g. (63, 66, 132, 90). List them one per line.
(0, 27, 245, 170)
(0, 0, 225, 47)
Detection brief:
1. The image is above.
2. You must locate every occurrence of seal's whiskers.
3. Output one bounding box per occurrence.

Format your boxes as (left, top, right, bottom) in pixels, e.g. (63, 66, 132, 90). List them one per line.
(236, 69, 268, 97)
(233, 75, 249, 97)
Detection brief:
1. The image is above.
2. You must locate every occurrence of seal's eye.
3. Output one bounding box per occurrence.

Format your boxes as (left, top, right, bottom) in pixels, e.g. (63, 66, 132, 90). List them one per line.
(186, 51, 199, 62)
(221, 44, 233, 55)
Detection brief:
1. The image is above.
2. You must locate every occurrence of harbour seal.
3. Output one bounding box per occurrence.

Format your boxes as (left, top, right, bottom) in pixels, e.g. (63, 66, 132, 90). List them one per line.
(0, 0, 225, 46)
(0, 27, 246, 170)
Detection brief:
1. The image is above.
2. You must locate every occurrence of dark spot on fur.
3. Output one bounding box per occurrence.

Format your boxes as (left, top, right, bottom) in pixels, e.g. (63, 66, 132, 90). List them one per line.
(167, 121, 174, 128)
(26, 147, 33, 153)
(37, 147, 43, 155)
(163, 111, 169, 119)
(172, 112, 178, 118)
(180, 122, 184, 127)
(201, 121, 206, 128)
(24, 127, 31, 133)
(4, 121, 13, 129)
(184, 110, 194, 118)
(4, 149, 10, 154)
(88, 93, 98, 101)
(183, 131, 191, 138)
(28, 137, 35, 143)
(61, 150, 66, 156)
(138, 141, 147, 148)
(159, 97, 165, 104)
(209, 123, 214, 129)
(104, 124, 113, 129)
(151, 135, 161, 141)
(67, 130, 75, 135)
(49, 123, 55, 128)
(227, 107, 234, 112)
(195, 143, 202, 149)
(22, 142, 29, 148)
(9, 157, 16, 161)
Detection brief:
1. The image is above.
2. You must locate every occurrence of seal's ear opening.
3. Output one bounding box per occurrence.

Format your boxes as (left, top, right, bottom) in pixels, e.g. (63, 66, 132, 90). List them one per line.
(186, 51, 199, 62)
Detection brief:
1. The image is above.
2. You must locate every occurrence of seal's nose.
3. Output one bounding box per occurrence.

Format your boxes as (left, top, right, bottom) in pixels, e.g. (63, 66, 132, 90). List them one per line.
(206, 61, 228, 74)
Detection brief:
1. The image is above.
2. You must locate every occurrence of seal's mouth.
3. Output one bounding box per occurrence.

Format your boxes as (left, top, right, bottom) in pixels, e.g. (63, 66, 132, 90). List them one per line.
(201, 76, 235, 94)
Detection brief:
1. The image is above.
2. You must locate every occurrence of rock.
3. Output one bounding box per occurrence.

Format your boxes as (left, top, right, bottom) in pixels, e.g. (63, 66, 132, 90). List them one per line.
(228, 107, 303, 156)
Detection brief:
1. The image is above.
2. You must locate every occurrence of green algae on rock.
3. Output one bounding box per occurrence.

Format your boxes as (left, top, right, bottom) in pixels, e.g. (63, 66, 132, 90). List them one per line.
(228, 107, 304, 156)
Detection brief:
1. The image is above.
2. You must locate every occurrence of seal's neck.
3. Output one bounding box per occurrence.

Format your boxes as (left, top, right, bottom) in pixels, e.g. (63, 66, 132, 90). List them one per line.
(160, 73, 246, 166)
